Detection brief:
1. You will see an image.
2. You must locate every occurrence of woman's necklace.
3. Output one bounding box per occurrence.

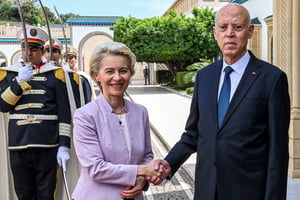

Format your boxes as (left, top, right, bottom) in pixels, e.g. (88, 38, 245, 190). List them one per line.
(112, 105, 126, 125)
(117, 114, 125, 126)
(112, 107, 126, 114)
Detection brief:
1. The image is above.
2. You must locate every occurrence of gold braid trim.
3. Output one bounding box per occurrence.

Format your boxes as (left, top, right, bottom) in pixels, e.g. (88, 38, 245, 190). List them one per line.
(59, 123, 71, 137)
(54, 68, 66, 83)
(31, 77, 47, 81)
(15, 103, 44, 110)
(16, 120, 42, 126)
(19, 79, 32, 91)
(0, 70, 7, 82)
(8, 144, 59, 150)
(73, 73, 79, 85)
(1, 87, 21, 105)
(23, 89, 46, 95)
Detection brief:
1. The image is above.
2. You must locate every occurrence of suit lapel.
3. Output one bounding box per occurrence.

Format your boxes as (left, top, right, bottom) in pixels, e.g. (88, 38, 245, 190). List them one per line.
(207, 61, 223, 130)
(220, 55, 261, 128)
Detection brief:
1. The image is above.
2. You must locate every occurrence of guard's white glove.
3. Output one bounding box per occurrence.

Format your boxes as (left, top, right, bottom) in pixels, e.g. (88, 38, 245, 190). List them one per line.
(57, 146, 70, 172)
(17, 65, 32, 82)
(48, 60, 56, 66)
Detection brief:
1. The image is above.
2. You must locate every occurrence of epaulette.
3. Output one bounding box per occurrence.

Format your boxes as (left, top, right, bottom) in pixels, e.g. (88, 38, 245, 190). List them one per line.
(0, 69, 7, 82)
(54, 68, 66, 83)
(73, 72, 79, 85)
(2, 65, 19, 72)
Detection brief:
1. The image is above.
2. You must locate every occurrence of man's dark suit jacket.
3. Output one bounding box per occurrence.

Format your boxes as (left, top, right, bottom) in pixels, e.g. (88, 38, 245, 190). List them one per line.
(165, 51, 290, 200)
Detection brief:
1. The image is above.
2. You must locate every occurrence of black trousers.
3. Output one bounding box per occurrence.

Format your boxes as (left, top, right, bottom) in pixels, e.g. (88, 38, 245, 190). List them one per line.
(215, 188, 219, 200)
(10, 148, 58, 200)
(215, 193, 218, 200)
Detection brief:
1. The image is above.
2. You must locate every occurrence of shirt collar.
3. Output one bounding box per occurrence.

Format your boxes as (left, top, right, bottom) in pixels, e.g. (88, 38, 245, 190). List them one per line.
(222, 51, 250, 75)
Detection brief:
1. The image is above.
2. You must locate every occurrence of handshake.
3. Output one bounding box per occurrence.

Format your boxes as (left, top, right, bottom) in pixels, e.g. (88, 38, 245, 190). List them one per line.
(120, 159, 172, 199)
(138, 159, 172, 185)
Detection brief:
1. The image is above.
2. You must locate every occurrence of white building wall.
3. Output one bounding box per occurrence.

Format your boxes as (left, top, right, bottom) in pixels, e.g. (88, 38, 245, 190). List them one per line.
(241, 0, 273, 61)
(0, 26, 114, 66)
(71, 26, 114, 49)
(0, 44, 21, 66)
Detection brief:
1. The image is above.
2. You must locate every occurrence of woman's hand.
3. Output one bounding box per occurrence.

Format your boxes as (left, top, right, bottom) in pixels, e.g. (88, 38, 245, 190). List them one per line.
(120, 176, 145, 199)
(137, 160, 164, 177)
(145, 159, 171, 185)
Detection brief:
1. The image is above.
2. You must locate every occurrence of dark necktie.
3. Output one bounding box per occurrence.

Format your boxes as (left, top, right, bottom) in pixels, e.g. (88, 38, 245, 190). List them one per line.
(218, 66, 233, 127)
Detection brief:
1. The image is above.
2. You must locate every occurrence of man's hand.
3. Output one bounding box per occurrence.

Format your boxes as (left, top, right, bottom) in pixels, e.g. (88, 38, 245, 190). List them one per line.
(17, 65, 32, 82)
(137, 159, 164, 177)
(57, 146, 70, 172)
(146, 159, 171, 185)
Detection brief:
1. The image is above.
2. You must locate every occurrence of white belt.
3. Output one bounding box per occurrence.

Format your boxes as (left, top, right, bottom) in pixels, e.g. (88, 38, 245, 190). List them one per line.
(9, 114, 58, 121)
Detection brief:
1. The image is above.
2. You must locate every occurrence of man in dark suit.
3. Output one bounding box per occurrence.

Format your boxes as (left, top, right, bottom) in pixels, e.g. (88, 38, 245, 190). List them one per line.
(150, 3, 290, 200)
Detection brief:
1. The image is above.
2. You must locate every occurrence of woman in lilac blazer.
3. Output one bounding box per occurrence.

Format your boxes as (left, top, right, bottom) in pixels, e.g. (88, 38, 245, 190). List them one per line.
(72, 41, 160, 200)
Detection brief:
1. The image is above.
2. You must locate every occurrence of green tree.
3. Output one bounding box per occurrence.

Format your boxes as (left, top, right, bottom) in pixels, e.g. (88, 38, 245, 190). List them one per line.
(21, 0, 41, 25)
(0, 1, 11, 19)
(183, 59, 212, 95)
(0, 0, 19, 21)
(112, 7, 219, 78)
(60, 13, 77, 23)
(38, 6, 59, 24)
(0, 0, 74, 25)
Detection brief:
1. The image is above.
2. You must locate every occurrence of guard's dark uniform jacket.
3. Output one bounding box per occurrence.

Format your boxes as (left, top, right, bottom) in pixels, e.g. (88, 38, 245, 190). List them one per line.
(61, 65, 92, 108)
(0, 63, 71, 150)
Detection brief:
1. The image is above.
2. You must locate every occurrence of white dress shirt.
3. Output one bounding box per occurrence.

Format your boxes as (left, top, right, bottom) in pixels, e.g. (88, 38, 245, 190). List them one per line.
(218, 51, 251, 101)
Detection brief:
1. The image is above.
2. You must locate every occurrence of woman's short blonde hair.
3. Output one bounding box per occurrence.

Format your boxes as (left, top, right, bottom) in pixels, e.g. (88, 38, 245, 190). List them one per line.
(89, 41, 136, 88)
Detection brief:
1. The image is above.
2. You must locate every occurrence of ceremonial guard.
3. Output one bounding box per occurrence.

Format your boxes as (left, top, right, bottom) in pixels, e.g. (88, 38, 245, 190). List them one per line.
(0, 26, 71, 200)
(64, 45, 78, 71)
(44, 37, 64, 66)
(44, 39, 83, 108)
(64, 45, 96, 103)
(43, 36, 87, 199)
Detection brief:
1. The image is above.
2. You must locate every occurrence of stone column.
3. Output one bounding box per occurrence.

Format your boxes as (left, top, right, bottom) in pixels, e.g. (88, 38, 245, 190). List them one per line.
(289, 0, 300, 178)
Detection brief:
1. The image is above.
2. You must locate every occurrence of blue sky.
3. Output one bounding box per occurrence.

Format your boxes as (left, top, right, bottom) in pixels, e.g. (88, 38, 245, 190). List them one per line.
(40, 0, 175, 19)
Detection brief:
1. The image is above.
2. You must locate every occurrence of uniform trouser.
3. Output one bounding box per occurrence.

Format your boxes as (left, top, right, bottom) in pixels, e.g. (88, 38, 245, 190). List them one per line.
(9, 148, 58, 200)
(215, 188, 219, 200)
